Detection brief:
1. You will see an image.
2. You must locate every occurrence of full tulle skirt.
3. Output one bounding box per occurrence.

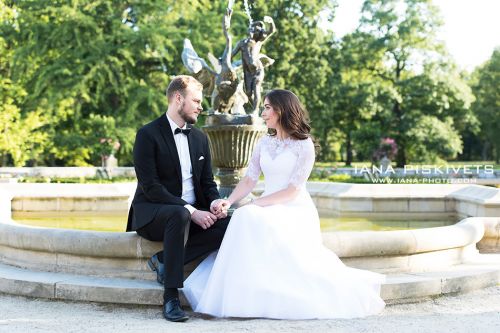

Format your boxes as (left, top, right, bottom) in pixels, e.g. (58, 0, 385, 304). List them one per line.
(182, 197, 386, 319)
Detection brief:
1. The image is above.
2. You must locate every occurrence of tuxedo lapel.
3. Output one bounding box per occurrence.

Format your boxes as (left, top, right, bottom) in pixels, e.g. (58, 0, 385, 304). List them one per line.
(187, 124, 199, 180)
(157, 114, 182, 184)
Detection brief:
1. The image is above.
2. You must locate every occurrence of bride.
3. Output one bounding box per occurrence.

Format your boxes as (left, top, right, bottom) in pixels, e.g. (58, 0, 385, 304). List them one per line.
(183, 89, 386, 319)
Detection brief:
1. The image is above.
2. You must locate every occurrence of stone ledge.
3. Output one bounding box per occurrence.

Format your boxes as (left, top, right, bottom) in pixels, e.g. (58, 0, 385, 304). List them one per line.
(1, 255, 499, 305)
(0, 217, 484, 260)
(477, 218, 500, 253)
(5, 183, 500, 219)
(322, 217, 484, 258)
(3, 182, 500, 205)
(0, 218, 485, 276)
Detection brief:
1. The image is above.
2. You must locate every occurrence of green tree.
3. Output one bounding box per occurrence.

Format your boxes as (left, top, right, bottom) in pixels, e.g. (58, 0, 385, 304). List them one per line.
(328, 31, 396, 165)
(471, 48, 500, 163)
(0, 78, 50, 166)
(3, 0, 205, 165)
(355, 0, 476, 165)
(400, 62, 476, 162)
(0, 1, 50, 166)
(2, 0, 339, 165)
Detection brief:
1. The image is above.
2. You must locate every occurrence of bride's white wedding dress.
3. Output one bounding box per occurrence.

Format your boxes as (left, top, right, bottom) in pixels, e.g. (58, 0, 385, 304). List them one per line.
(182, 135, 385, 319)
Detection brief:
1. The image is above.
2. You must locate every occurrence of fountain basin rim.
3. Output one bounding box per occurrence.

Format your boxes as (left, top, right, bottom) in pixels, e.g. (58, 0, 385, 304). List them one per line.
(0, 217, 486, 259)
(0, 182, 497, 261)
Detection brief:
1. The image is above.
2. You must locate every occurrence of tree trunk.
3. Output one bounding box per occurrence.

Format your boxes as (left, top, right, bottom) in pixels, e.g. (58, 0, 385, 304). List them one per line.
(346, 131, 353, 167)
(495, 144, 499, 164)
(393, 62, 406, 167)
(319, 127, 329, 162)
(396, 144, 406, 168)
(392, 101, 406, 167)
(482, 141, 490, 161)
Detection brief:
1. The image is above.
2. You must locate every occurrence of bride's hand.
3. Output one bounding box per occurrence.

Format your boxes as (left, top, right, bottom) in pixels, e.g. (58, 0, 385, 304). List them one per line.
(210, 199, 223, 214)
(211, 199, 231, 218)
(210, 199, 230, 213)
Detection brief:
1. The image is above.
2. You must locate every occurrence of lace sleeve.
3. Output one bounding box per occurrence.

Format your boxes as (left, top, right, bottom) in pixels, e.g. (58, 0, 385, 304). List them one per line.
(245, 137, 264, 181)
(289, 138, 315, 188)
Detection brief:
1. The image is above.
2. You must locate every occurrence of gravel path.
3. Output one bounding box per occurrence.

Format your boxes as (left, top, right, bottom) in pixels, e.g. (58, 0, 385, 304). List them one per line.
(1, 286, 499, 333)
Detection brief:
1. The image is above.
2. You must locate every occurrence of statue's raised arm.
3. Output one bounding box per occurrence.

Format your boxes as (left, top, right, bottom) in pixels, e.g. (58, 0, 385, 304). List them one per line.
(221, 8, 233, 72)
(261, 16, 276, 43)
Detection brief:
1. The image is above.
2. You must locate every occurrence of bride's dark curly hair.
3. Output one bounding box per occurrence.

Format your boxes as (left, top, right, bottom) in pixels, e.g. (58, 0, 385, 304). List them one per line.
(264, 89, 311, 140)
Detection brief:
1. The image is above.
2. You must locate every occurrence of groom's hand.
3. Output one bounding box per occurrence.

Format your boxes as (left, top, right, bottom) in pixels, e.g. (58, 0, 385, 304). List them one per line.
(191, 210, 217, 230)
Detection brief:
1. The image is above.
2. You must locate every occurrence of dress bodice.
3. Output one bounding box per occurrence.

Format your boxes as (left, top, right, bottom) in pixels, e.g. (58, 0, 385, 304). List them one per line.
(246, 135, 315, 194)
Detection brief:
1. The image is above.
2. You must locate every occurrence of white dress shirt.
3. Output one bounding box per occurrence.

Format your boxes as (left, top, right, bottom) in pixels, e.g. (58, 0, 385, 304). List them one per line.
(166, 114, 197, 214)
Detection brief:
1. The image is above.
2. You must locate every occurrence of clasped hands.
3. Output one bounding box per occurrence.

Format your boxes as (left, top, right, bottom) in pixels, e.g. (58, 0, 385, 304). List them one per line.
(190, 199, 231, 230)
(211, 199, 231, 217)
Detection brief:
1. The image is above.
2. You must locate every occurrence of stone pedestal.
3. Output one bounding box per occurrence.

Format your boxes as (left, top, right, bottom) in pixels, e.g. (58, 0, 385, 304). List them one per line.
(203, 114, 266, 202)
(99, 154, 118, 179)
(102, 154, 118, 169)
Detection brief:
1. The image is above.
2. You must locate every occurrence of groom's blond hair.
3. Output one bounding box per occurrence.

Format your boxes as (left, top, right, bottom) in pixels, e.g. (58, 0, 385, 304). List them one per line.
(167, 75, 203, 101)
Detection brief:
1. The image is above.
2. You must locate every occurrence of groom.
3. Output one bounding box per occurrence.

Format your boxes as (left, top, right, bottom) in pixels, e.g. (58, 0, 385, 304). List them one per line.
(127, 75, 230, 322)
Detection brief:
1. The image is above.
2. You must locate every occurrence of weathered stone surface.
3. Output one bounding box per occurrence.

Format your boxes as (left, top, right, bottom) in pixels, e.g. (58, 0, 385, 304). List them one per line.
(0, 263, 66, 298)
(409, 199, 446, 212)
(0, 182, 499, 305)
(1, 255, 499, 305)
(411, 218, 484, 253)
(381, 274, 441, 300)
(373, 199, 409, 212)
(338, 198, 372, 212)
(55, 276, 163, 305)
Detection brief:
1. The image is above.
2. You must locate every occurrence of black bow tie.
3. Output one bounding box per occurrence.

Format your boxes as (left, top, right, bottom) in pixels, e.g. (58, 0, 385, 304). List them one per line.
(174, 128, 191, 136)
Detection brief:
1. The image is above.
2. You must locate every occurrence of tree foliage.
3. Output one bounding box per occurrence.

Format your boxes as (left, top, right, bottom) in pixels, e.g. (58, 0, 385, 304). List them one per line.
(471, 48, 500, 163)
(2, 0, 191, 165)
(345, 0, 477, 166)
(0, 0, 496, 166)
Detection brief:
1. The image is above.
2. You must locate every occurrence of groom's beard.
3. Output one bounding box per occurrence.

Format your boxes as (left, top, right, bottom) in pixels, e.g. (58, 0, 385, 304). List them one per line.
(178, 102, 197, 125)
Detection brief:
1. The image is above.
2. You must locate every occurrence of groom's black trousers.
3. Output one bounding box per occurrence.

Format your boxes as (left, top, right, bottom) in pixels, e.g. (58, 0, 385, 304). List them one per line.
(136, 205, 230, 298)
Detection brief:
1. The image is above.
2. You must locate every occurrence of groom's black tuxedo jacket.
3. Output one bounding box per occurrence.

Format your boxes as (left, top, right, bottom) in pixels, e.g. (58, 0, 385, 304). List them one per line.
(126, 114, 220, 232)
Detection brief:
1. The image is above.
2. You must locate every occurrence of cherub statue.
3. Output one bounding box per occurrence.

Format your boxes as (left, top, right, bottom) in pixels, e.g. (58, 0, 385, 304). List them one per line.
(181, 9, 245, 114)
(231, 15, 276, 115)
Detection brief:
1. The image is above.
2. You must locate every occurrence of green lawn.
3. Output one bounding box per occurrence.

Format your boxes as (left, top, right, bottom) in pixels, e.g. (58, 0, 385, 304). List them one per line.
(18, 176, 137, 184)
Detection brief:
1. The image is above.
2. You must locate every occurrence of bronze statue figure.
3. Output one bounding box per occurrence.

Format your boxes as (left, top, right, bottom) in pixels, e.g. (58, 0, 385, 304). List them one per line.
(231, 16, 276, 115)
(213, 8, 239, 114)
(181, 9, 243, 114)
(181, 6, 275, 116)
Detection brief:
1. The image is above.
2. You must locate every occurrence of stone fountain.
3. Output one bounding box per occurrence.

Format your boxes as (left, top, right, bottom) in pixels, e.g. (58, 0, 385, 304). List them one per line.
(181, 2, 276, 200)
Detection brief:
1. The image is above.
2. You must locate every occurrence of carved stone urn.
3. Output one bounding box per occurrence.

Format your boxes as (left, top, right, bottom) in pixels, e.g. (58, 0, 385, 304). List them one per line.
(202, 114, 266, 202)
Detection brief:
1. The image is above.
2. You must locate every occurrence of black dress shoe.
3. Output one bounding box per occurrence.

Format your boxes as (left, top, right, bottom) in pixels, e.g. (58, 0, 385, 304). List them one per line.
(147, 253, 164, 285)
(163, 298, 189, 322)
